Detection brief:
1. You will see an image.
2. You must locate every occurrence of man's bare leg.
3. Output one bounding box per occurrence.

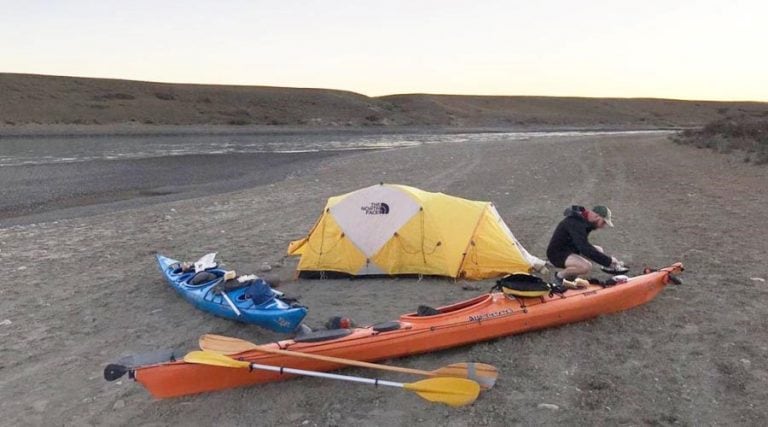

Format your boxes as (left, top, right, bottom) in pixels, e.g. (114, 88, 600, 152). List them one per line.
(557, 254, 592, 279)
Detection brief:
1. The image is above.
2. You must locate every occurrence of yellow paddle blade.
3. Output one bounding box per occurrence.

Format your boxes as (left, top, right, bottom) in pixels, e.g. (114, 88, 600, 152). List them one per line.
(433, 363, 498, 389)
(183, 350, 250, 369)
(199, 334, 255, 355)
(403, 377, 480, 407)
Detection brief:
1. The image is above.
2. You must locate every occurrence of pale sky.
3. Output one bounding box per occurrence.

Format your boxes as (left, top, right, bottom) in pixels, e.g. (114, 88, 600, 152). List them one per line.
(2, 0, 767, 101)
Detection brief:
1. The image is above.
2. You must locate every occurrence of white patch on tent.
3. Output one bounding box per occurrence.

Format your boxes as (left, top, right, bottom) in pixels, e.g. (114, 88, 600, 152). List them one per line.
(329, 185, 420, 256)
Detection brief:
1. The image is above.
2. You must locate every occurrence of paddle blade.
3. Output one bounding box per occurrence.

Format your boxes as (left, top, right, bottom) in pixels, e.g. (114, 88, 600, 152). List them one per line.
(199, 334, 256, 355)
(403, 377, 480, 407)
(183, 350, 251, 369)
(433, 363, 498, 390)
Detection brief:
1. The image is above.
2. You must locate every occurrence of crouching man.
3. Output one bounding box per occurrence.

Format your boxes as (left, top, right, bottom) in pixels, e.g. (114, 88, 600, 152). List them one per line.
(546, 205, 622, 285)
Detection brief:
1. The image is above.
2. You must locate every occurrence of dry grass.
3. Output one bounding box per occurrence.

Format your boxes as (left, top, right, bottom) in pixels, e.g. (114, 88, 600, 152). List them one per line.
(672, 118, 768, 164)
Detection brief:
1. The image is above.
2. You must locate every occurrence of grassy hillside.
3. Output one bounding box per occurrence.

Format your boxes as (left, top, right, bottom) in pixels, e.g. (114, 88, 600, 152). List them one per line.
(2, 73, 768, 129)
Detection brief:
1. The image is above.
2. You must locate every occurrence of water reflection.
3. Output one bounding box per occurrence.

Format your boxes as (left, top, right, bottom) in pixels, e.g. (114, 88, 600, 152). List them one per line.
(0, 130, 671, 167)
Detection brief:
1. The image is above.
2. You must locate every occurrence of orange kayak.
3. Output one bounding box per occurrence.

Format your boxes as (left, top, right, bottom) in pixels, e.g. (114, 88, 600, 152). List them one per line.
(132, 263, 683, 398)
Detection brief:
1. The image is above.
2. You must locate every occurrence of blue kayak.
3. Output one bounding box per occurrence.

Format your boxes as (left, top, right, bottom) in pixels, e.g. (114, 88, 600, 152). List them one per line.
(156, 254, 308, 333)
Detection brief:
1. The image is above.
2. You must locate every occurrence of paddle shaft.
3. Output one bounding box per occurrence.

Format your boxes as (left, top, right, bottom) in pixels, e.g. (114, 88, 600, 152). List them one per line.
(183, 350, 480, 407)
(248, 361, 405, 388)
(212, 338, 435, 377)
(219, 291, 242, 316)
(199, 334, 497, 389)
(210, 277, 242, 317)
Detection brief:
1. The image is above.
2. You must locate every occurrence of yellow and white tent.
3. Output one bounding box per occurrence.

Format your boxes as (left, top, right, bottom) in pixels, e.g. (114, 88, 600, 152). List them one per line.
(287, 184, 545, 280)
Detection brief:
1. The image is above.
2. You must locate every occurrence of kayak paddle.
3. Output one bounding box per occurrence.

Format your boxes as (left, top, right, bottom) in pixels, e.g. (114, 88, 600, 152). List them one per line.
(214, 271, 242, 316)
(199, 333, 498, 389)
(183, 350, 480, 407)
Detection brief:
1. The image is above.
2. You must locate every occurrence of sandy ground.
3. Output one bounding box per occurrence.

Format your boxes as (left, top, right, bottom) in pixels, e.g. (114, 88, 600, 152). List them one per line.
(1, 133, 767, 426)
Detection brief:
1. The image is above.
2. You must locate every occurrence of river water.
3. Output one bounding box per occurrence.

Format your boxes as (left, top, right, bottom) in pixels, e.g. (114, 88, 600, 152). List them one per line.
(0, 130, 670, 167)
(0, 129, 670, 226)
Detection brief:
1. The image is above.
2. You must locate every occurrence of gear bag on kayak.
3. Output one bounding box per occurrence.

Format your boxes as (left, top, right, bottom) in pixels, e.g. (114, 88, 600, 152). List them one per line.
(493, 273, 552, 297)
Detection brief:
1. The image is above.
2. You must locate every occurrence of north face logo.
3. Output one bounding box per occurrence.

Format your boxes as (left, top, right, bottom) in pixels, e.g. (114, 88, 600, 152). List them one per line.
(361, 202, 390, 215)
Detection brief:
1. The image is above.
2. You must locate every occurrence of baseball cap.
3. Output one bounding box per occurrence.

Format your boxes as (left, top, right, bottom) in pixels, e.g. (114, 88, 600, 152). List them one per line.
(592, 205, 614, 227)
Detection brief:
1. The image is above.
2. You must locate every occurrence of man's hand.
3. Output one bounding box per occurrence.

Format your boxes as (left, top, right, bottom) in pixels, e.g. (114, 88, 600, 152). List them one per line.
(603, 258, 630, 274)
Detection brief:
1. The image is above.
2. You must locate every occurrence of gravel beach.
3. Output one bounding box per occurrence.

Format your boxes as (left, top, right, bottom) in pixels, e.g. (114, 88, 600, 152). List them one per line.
(1, 132, 767, 426)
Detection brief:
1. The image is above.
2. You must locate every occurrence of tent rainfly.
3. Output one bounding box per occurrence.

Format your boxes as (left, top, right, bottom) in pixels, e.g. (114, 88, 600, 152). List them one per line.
(287, 184, 546, 280)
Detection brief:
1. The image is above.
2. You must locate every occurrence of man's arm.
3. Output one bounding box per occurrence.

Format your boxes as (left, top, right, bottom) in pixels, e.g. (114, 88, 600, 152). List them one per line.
(568, 225, 613, 267)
